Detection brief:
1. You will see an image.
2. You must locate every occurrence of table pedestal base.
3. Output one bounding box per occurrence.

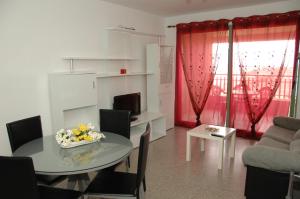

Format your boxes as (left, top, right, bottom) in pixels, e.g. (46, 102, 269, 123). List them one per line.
(67, 173, 90, 192)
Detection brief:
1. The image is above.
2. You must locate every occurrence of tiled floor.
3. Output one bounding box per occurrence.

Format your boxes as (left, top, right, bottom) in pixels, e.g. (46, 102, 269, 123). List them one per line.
(137, 126, 255, 199)
(60, 126, 256, 198)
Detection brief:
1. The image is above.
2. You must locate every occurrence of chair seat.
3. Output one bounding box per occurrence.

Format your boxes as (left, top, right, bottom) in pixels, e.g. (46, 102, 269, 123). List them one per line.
(85, 171, 137, 196)
(38, 185, 81, 199)
(37, 174, 67, 185)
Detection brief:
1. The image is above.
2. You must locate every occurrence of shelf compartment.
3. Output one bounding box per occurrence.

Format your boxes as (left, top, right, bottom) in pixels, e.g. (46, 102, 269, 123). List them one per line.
(130, 112, 163, 127)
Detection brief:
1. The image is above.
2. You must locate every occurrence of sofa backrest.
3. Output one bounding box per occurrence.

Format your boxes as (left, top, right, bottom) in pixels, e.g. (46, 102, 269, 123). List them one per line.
(273, 116, 300, 131)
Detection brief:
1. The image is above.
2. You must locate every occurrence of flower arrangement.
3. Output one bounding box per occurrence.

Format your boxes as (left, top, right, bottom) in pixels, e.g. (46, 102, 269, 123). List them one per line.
(56, 123, 105, 148)
(205, 127, 219, 132)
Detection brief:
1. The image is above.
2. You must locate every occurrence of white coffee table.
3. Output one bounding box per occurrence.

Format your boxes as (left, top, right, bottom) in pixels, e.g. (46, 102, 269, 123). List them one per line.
(186, 124, 236, 170)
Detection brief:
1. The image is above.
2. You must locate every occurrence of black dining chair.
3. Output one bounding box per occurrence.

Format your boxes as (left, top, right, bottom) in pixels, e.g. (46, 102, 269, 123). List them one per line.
(100, 109, 131, 168)
(6, 116, 67, 186)
(0, 156, 81, 199)
(84, 123, 150, 199)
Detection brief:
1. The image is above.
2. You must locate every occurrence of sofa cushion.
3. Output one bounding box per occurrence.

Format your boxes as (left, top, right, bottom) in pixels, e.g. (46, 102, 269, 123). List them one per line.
(262, 125, 295, 144)
(242, 145, 300, 172)
(257, 137, 289, 150)
(293, 129, 300, 140)
(290, 139, 300, 154)
(273, 116, 300, 131)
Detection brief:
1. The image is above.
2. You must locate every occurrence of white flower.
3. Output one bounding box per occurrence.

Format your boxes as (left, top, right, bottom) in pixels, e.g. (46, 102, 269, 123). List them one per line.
(88, 131, 105, 141)
(87, 123, 95, 130)
(66, 129, 72, 136)
(58, 129, 65, 134)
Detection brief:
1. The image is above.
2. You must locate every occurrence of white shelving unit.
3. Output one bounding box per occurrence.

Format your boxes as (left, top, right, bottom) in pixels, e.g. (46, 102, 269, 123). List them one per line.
(49, 29, 167, 148)
(49, 71, 166, 147)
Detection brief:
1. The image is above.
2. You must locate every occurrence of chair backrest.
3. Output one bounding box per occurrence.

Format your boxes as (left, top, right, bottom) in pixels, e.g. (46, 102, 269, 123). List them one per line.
(136, 123, 150, 189)
(0, 156, 40, 199)
(99, 109, 131, 139)
(6, 116, 43, 152)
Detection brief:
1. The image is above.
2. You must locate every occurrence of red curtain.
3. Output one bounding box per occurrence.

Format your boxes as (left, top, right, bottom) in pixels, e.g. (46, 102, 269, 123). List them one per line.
(176, 20, 229, 127)
(231, 11, 300, 138)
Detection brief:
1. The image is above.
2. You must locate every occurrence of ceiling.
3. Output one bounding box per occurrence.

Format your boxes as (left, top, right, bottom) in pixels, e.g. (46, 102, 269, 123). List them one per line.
(100, 0, 287, 17)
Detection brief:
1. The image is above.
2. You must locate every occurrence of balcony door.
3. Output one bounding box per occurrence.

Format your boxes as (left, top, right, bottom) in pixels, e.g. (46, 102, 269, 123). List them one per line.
(175, 11, 300, 138)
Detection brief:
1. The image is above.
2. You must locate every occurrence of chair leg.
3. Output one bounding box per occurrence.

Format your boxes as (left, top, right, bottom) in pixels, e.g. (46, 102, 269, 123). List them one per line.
(127, 156, 130, 168)
(143, 177, 146, 191)
(136, 185, 140, 199)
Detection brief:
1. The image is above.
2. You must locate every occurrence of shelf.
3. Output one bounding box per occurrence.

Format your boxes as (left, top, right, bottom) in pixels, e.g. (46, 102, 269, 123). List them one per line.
(96, 72, 154, 78)
(63, 57, 138, 61)
(105, 27, 165, 37)
(63, 56, 139, 72)
(62, 104, 97, 112)
(50, 71, 96, 75)
(131, 112, 164, 127)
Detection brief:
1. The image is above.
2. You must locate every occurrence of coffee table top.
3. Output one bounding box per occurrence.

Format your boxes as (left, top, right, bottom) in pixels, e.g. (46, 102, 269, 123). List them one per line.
(187, 124, 236, 140)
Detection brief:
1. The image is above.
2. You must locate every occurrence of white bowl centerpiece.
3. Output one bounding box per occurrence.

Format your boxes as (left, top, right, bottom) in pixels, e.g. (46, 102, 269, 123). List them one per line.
(55, 123, 105, 148)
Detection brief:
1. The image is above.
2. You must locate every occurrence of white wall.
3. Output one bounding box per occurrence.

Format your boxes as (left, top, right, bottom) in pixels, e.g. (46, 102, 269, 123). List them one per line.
(0, 0, 164, 155)
(164, 0, 300, 45)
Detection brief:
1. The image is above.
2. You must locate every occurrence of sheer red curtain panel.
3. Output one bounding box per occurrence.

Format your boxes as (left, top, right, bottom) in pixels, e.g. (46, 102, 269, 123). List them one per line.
(175, 20, 229, 127)
(231, 11, 300, 138)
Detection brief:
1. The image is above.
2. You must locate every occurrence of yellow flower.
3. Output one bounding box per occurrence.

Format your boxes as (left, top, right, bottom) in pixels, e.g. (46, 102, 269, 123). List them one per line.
(78, 135, 84, 140)
(74, 137, 80, 142)
(84, 135, 93, 142)
(72, 129, 81, 136)
(79, 124, 88, 132)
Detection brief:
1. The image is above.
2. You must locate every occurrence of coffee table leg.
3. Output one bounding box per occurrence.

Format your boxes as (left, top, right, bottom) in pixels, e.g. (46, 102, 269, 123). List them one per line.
(200, 139, 205, 151)
(218, 139, 224, 170)
(186, 133, 191, 161)
(229, 132, 236, 158)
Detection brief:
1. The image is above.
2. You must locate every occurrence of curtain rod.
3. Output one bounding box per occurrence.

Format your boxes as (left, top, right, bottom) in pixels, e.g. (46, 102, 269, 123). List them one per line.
(168, 22, 234, 28)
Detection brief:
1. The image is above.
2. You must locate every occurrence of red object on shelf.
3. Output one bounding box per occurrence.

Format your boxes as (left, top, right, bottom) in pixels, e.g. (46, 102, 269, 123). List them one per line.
(120, 68, 127, 74)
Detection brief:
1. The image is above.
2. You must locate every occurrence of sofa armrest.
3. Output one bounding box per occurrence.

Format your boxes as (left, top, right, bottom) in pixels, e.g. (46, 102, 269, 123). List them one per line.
(242, 145, 300, 173)
(273, 116, 300, 131)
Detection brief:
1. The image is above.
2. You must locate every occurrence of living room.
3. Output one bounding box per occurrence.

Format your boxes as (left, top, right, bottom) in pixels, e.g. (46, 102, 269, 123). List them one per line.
(1, 0, 300, 199)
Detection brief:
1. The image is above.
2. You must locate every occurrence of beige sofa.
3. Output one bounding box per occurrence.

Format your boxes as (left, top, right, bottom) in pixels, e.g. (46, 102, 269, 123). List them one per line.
(242, 116, 300, 199)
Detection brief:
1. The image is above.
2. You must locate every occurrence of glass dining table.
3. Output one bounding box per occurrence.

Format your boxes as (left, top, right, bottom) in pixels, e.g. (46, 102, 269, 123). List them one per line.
(13, 132, 133, 191)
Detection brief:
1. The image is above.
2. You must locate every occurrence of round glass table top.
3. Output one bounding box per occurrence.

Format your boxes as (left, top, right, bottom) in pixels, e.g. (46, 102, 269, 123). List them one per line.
(13, 132, 133, 175)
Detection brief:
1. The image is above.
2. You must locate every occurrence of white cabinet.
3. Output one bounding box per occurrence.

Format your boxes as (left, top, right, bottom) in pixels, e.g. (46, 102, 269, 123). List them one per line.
(146, 44, 160, 113)
(147, 44, 175, 130)
(49, 72, 98, 131)
(59, 74, 97, 110)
